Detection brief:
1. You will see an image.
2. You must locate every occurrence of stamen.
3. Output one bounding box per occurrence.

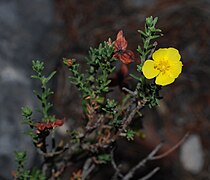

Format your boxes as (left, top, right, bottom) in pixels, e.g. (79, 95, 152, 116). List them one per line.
(154, 60, 170, 74)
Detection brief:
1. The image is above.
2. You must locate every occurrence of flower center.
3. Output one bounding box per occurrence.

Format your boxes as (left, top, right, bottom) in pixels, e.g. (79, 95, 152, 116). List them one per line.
(155, 60, 170, 74)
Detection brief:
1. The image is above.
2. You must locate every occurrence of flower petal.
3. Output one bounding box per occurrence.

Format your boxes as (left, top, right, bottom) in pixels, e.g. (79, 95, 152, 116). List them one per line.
(152, 48, 167, 63)
(166, 47, 181, 62)
(168, 61, 183, 78)
(155, 72, 175, 86)
(142, 60, 160, 79)
(152, 48, 181, 63)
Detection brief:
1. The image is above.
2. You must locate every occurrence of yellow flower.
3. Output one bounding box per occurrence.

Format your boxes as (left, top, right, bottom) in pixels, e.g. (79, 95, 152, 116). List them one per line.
(142, 48, 183, 86)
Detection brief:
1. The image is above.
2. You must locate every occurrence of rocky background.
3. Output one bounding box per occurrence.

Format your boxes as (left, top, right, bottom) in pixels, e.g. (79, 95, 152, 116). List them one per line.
(0, 0, 61, 179)
(0, 0, 210, 179)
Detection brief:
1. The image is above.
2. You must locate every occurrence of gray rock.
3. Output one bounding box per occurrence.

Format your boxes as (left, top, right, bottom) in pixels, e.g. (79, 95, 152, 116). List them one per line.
(180, 134, 204, 174)
(0, 0, 61, 179)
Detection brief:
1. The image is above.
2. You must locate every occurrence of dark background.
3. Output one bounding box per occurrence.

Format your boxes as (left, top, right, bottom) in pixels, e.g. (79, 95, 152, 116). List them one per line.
(0, 0, 210, 179)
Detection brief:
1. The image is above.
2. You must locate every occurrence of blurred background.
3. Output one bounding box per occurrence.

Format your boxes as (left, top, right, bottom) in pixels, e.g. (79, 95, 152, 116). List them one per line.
(0, 0, 210, 179)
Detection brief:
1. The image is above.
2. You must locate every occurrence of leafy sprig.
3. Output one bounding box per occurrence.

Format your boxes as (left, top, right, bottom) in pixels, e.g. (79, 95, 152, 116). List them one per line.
(132, 16, 163, 107)
(15, 151, 46, 180)
(21, 107, 33, 125)
(31, 60, 56, 121)
(64, 41, 115, 99)
(137, 16, 163, 63)
(125, 129, 136, 141)
(102, 99, 117, 115)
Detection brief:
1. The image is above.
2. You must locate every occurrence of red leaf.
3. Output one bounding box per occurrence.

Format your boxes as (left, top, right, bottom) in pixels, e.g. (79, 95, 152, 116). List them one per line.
(35, 119, 64, 131)
(36, 123, 47, 131)
(114, 30, 127, 51)
(53, 119, 64, 128)
(113, 30, 135, 64)
(118, 50, 135, 64)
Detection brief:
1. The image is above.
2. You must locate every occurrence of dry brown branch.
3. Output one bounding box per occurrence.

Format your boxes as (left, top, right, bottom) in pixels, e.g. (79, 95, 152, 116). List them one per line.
(38, 143, 69, 158)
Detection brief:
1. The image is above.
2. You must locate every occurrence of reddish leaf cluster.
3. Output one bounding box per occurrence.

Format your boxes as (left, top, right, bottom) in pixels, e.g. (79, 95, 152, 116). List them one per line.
(113, 30, 135, 64)
(36, 119, 64, 131)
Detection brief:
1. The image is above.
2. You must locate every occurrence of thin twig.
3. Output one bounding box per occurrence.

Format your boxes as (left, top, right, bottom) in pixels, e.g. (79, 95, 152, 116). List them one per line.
(151, 133, 189, 160)
(52, 130, 56, 152)
(148, 42, 158, 59)
(122, 143, 163, 180)
(122, 87, 136, 96)
(82, 158, 95, 180)
(122, 133, 189, 180)
(122, 100, 146, 131)
(111, 150, 123, 180)
(38, 143, 69, 158)
(138, 167, 160, 180)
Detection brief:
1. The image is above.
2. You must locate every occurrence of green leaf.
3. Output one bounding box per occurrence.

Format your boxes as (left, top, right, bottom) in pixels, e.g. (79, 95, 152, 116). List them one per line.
(129, 73, 141, 81)
(46, 71, 56, 82)
(97, 154, 111, 164)
(21, 107, 33, 117)
(125, 129, 136, 141)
